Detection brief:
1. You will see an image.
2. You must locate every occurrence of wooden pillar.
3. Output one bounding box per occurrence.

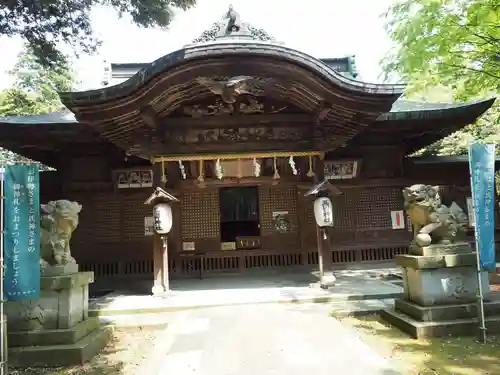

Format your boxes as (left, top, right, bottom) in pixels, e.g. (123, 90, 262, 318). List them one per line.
(314, 155, 335, 288)
(152, 234, 166, 295)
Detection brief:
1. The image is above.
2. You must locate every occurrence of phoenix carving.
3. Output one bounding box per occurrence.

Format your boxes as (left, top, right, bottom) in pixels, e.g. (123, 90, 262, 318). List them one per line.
(196, 76, 269, 104)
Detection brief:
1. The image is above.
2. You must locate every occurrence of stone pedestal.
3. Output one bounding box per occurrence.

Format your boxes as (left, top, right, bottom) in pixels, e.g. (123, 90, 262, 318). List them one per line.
(5, 269, 112, 367)
(381, 243, 500, 338)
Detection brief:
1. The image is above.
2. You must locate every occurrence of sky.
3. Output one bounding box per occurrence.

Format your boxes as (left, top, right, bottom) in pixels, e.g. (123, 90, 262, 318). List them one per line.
(0, 0, 396, 91)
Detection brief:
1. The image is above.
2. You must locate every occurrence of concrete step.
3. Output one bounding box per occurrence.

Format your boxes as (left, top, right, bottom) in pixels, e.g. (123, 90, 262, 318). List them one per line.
(9, 325, 113, 367)
(330, 298, 394, 317)
(381, 307, 500, 339)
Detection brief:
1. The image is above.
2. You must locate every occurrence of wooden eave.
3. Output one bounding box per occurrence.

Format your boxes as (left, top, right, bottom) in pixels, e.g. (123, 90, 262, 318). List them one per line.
(0, 114, 111, 165)
(58, 42, 404, 159)
(338, 98, 496, 155)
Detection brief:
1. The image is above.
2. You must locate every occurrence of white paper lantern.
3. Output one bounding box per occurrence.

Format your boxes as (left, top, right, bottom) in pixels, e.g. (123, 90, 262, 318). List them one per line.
(153, 203, 173, 235)
(313, 197, 334, 227)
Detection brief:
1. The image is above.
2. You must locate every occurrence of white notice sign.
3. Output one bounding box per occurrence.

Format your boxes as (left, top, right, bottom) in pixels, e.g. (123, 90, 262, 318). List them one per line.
(390, 210, 405, 230)
(144, 216, 154, 236)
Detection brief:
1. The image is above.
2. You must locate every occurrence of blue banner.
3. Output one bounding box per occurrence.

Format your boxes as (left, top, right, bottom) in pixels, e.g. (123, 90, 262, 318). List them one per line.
(3, 164, 40, 300)
(469, 143, 496, 270)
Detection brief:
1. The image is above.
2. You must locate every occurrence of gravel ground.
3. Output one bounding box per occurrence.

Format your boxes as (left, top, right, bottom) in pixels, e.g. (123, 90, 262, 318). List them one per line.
(9, 327, 166, 375)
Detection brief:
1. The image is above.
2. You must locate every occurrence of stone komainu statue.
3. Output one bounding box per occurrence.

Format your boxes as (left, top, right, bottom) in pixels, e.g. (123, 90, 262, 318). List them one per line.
(40, 200, 82, 269)
(402, 184, 468, 247)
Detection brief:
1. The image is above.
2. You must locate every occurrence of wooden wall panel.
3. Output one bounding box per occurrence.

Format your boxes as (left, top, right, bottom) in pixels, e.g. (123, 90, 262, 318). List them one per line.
(180, 190, 220, 251)
(259, 186, 300, 249)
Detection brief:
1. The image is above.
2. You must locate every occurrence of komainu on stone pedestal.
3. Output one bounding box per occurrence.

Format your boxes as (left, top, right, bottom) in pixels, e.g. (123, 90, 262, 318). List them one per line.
(40, 200, 82, 275)
(380, 184, 497, 339)
(6, 199, 111, 367)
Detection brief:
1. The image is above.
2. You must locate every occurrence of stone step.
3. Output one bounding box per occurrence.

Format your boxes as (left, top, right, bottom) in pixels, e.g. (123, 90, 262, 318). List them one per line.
(395, 297, 500, 322)
(89, 290, 404, 318)
(8, 325, 113, 367)
(9, 317, 100, 347)
(330, 299, 395, 317)
(98, 312, 171, 329)
(380, 307, 500, 339)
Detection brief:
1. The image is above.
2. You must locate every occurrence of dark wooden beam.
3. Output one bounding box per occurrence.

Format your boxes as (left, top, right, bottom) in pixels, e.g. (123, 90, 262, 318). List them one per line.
(139, 105, 160, 129)
(315, 101, 333, 124)
(164, 113, 314, 127)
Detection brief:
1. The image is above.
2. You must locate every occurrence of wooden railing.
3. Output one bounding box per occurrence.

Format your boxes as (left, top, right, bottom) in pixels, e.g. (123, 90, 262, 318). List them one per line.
(80, 244, 409, 280)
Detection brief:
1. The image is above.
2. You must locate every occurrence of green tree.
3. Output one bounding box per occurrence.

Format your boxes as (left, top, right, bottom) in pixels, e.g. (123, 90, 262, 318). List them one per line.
(0, 48, 74, 116)
(382, 0, 499, 157)
(0, 48, 75, 167)
(0, 0, 196, 68)
(383, 0, 499, 99)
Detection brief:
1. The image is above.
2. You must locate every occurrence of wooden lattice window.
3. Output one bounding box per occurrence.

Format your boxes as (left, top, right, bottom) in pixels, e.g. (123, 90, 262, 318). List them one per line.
(181, 191, 220, 240)
(259, 186, 298, 234)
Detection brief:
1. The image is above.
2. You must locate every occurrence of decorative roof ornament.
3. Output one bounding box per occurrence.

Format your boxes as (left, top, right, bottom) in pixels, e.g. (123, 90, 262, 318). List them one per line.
(190, 6, 277, 45)
(218, 4, 243, 37)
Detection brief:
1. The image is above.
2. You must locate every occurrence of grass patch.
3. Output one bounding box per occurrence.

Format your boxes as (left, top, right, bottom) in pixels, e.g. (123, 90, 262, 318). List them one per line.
(339, 315, 500, 375)
(10, 327, 165, 375)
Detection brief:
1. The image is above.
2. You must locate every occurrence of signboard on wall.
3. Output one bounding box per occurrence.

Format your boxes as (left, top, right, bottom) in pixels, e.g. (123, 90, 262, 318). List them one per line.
(144, 216, 154, 236)
(324, 160, 359, 180)
(114, 168, 153, 189)
(390, 210, 405, 230)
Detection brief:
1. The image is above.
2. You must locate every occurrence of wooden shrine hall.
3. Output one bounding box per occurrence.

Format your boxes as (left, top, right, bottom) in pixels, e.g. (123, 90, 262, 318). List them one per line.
(0, 10, 497, 289)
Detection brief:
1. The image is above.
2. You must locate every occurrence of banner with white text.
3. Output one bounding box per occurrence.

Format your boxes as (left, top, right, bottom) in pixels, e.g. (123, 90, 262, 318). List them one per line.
(469, 143, 496, 270)
(3, 164, 40, 300)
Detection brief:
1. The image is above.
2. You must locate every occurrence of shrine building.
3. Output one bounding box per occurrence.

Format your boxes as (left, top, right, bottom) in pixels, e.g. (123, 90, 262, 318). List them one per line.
(0, 12, 497, 290)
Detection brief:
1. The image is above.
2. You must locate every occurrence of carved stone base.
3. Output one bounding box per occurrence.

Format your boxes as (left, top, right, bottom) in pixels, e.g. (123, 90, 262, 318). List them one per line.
(382, 249, 494, 338)
(5, 271, 110, 366)
(396, 251, 491, 306)
(5, 272, 93, 331)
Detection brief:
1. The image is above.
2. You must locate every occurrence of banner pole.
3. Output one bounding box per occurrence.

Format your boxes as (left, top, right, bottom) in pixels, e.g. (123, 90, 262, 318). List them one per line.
(468, 144, 488, 344)
(0, 163, 6, 375)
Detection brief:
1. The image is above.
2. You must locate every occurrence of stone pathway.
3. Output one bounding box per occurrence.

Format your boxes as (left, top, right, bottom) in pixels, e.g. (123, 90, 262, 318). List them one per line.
(137, 303, 401, 375)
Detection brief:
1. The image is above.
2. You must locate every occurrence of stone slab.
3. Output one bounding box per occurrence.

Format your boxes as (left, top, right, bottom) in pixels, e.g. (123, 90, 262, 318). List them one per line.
(8, 317, 100, 347)
(89, 276, 404, 317)
(330, 299, 394, 317)
(381, 307, 500, 339)
(402, 265, 490, 306)
(409, 242, 472, 256)
(9, 325, 113, 367)
(40, 263, 79, 277)
(40, 271, 94, 291)
(396, 253, 478, 270)
(394, 297, 500, 322)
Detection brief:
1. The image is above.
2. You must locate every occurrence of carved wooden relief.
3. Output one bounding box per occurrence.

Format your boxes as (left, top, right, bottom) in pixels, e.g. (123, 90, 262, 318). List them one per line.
(165, 126, 306, 144)
(182, 97, 287, 117)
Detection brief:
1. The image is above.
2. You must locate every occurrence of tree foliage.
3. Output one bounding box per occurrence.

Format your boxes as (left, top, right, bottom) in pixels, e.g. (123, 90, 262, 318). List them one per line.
(0, 0, 197, 68)
(383, 0, 499, 99)
(192, 22, 274, 44)
(0, 48, 74, 116)
(383, 0, 499, 157)
(0, 48, 74, 167)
